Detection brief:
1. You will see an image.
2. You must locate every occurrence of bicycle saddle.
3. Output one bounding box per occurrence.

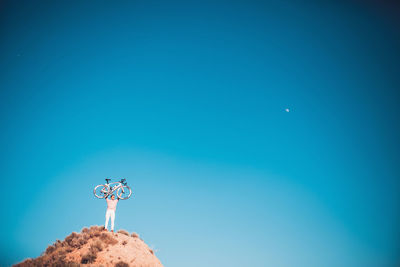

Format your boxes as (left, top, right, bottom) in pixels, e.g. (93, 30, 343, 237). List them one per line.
(105, 178, 111, 183)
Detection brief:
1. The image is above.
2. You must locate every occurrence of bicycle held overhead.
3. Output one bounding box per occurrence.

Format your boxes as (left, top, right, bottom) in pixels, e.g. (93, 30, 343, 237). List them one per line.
(94, 178, 132, 200)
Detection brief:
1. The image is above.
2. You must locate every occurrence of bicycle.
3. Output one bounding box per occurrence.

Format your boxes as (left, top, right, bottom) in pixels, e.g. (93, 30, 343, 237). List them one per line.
(93, 178, 132, 200)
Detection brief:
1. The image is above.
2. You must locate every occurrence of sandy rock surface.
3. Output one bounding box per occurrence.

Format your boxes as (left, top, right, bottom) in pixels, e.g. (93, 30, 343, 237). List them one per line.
(14, 226, 164, 267)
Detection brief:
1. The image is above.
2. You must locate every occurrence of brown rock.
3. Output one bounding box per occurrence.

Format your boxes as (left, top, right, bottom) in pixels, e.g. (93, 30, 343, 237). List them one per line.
(14, 226, 163, 267)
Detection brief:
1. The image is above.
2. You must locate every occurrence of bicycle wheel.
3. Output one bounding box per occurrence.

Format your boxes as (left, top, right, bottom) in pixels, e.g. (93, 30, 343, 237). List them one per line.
(117, 185, 132, 200)
(94, 184, 109, 199)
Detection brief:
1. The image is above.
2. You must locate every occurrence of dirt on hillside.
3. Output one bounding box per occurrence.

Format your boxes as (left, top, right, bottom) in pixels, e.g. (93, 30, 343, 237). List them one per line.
(14, 226, 164, 267)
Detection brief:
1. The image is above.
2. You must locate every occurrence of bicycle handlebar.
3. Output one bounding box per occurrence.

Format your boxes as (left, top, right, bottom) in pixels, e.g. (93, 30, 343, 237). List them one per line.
(104, 178, 126, 185)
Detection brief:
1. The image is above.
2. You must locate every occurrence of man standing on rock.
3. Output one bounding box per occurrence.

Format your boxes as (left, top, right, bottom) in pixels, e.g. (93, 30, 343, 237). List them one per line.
(105, 194, 119, 232)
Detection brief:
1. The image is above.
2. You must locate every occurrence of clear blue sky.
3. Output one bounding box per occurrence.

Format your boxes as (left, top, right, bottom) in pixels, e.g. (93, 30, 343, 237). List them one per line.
(1, 1, 399, 266)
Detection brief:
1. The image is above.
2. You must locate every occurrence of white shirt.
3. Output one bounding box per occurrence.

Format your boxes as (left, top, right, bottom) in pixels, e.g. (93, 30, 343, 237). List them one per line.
(106, 198, 119, 211)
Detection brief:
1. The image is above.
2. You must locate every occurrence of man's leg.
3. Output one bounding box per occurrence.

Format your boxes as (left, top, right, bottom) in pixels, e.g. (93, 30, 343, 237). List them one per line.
(110, 210, 115, 231)
(105, 209, 111, 230)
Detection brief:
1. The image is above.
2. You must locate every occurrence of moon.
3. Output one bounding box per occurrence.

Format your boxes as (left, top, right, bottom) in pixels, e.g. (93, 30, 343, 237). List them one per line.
(285, 108, 290, 112)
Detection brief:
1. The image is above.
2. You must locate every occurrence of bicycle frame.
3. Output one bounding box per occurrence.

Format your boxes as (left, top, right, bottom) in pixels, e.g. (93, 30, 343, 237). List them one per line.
(103, 181, 125, 197)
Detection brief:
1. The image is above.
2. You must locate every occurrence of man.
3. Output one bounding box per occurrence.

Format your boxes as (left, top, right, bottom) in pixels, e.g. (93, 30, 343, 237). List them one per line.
(105, 194, 119, 232)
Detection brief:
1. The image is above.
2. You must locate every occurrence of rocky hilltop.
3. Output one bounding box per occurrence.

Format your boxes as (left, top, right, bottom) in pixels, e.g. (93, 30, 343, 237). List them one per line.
(14, 226, 164, 267)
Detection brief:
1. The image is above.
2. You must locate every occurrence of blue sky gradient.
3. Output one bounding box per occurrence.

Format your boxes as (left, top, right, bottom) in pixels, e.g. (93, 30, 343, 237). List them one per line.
(1, 1, 399, 266)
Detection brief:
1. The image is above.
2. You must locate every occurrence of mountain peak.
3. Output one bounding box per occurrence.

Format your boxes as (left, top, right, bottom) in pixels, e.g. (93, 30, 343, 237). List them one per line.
(14, 226, 164, 267)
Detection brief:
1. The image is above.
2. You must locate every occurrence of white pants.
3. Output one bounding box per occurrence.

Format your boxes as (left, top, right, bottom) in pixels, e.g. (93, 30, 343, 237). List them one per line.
(105, 209, 115, 230)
